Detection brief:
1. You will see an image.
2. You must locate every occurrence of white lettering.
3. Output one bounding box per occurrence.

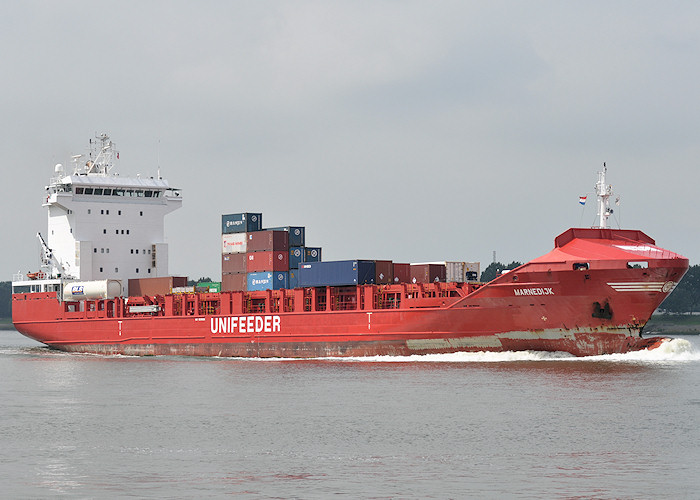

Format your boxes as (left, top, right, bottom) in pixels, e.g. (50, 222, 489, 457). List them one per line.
(210, 315, 283, 335)
(514, 287, 554, 296)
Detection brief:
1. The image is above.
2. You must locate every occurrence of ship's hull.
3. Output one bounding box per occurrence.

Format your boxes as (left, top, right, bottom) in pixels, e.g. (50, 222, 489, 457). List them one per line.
(12, 228, 689, 358)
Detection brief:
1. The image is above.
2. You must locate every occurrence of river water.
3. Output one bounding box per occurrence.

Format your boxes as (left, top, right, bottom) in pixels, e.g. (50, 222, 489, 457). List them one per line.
(1, 329, 698, 499)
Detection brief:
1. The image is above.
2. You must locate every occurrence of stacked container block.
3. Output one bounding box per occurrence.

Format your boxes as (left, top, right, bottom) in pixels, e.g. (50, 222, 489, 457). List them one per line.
(220, 213, 325, 291)
(220, 212, 481, 291)
(221, 213, 262, 292)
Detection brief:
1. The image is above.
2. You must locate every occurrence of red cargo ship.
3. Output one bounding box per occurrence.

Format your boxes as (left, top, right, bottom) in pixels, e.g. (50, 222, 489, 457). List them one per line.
(11, 139, 689, 357)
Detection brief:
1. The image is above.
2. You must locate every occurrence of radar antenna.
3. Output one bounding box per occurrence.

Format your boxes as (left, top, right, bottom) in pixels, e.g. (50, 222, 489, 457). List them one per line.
(594, 163, 617, 228)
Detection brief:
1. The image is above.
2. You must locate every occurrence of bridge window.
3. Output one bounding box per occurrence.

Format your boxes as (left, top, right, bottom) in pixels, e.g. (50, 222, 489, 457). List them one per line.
(628, 261, 648, 269)
(103, 189, 112, 195)
(573, 263, 589, 271)
(94, 188, 103, 195)
(76, 187, 84, 194)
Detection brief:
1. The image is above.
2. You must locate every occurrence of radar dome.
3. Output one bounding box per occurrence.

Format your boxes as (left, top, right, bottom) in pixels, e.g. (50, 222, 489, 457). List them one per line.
(54, 163, 64, 173)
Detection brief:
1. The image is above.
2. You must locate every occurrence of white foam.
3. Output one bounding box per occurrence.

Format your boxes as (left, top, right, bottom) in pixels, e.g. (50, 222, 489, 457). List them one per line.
(579, 337, 700, 363)
(332, 350, 574, 363)
(327, 338, 700, 363)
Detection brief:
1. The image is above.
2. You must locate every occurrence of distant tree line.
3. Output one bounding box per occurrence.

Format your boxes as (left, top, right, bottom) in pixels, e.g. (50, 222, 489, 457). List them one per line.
(1, 266, 699, 318)
(0, 282, 10, 318)
(480, 261, 523, 283)
(658, 265, 700, 314)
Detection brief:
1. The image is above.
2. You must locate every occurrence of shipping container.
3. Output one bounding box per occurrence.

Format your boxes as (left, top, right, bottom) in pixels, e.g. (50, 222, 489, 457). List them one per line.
(298, 260, 375, 287)
(304, 247, 322, 262)
(128, 276, 188, 296)
(444, 261, 466, 282)
(246, 250, 289, 273)
(289, 247, 305, 269)
(247, 230, 289, 253)
(247, 271, 288, 291)
(374, 260, 393, 284)
(222, 233, 247, 254)
(222, 253, 247, 274)
(465, 261, 481, 282)
(392, 263, 411, 283)
(222, 213, 262, 234)
(413, 261, 466, 282)
(196, 281, 222, 293)
(63, 280, 122, 301)
(267, 226, 305, 247)
(222, 272, 246, 292)
(288, 269, 298, 289)
(410, 263, 446, 283)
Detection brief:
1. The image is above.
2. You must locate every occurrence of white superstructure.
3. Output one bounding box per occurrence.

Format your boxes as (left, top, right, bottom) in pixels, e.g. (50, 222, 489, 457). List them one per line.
(37, 134, 181, 291)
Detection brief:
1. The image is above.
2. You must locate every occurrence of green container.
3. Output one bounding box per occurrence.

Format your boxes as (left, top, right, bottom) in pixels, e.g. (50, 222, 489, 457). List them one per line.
(197, 281, 222, 293)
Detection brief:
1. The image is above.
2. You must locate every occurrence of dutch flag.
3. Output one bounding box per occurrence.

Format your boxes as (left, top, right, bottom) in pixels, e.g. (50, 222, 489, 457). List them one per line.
(579, 196, 587, 205)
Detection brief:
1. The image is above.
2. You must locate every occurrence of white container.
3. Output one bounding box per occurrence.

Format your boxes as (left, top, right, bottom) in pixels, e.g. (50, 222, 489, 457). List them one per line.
(444, 261, 466, 282)
(222, 233, 247, 254)
(63, 280, 122, 300)
(465, 262, 481, 281)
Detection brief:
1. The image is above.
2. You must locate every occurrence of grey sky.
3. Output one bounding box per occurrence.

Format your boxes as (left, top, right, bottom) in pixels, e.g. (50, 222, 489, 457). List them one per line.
(3, 1, 699, 281)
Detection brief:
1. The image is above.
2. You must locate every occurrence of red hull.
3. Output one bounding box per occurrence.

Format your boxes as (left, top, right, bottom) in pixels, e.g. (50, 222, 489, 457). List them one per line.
(13, 228, 689, 358)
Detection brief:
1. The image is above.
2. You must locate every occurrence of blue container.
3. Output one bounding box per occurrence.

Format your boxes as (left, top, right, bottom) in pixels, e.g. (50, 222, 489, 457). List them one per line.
(222, 213, 262, 234)
(288, 269, 299, 289)
(289, 246, 305, 269)
(304, 247, 322, 262)
(297, 260, 375, 287)
(268, 226, 305, 247)
(247, 271, 288, 291)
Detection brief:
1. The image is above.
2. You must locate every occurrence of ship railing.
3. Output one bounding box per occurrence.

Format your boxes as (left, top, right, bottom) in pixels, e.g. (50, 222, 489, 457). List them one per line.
(12, 272, 25, 281)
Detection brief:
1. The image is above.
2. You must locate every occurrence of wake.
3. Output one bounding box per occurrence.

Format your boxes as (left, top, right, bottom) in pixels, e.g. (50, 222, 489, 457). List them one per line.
(332, 337, 700, 363)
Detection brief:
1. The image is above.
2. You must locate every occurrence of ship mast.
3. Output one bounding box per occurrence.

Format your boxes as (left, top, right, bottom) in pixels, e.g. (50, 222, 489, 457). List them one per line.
(594, 162, 614, 228)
